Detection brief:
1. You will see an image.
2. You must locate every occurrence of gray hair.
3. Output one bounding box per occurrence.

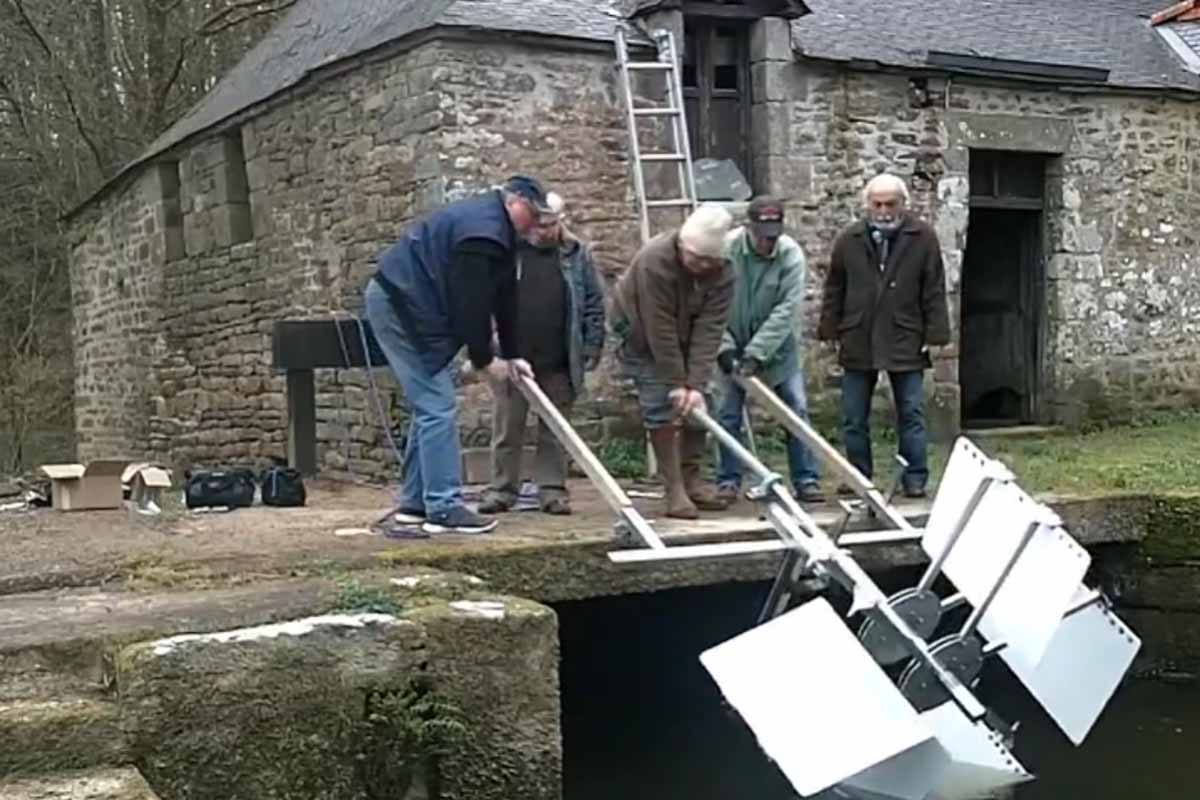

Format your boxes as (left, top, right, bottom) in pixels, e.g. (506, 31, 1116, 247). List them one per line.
(862, 173, 910, 207)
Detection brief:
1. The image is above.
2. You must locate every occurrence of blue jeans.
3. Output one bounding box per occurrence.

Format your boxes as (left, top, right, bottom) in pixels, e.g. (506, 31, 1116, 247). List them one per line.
(841, 369, 928, 489)
(364, 279, 463, 516)
(717, 371, 820, 489)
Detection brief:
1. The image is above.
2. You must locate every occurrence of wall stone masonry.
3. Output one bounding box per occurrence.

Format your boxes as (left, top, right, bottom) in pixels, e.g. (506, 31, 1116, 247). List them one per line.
(751, 18, 1200, 431)
(69, 20, 1200, 476)
(70, 37, 643, 478)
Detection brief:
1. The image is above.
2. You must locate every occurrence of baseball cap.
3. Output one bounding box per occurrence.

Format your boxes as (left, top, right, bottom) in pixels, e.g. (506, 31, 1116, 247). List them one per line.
(504, 175, 552, 213)
(747, 196, 785, 238)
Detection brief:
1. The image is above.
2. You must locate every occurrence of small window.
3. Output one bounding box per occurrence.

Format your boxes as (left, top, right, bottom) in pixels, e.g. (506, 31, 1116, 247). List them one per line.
(221, 129, 254, 245)
(160, 161, 185, 261)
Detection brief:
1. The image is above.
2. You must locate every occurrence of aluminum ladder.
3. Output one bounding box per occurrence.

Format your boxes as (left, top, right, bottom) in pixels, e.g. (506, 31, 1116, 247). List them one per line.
(614, 27, 699, 243)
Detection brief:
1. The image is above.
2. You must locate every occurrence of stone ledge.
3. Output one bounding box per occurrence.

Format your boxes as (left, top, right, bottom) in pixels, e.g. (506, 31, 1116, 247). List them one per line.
(0, 768, 160, 800)
(0, 695, 127, 781)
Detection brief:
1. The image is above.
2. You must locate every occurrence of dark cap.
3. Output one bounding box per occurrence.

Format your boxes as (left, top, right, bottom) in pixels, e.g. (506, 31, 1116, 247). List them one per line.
(503, 175, 552, 212)
(747, 196, 785, 238)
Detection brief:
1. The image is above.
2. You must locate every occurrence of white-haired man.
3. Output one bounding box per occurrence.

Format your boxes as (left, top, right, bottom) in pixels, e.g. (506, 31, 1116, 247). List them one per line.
(817, 173, 950, 497)
(478, 192, 606, 516)
(610, 204, 735, 519)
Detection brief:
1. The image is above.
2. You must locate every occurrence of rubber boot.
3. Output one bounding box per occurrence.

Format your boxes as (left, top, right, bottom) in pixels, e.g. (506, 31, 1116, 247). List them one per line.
(649, 427, 697, 519)
(680, 428, 731, 511)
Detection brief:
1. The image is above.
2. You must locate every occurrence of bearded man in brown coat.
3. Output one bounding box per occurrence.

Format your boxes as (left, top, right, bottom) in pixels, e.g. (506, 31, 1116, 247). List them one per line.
(818, 173, 950, 498)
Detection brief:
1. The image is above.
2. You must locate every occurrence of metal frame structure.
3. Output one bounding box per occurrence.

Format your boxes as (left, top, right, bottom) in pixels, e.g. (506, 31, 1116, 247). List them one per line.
(515, 369, 1141, 799)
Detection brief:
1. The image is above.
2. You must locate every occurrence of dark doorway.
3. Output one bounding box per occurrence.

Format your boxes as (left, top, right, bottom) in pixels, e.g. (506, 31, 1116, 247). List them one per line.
(961, 151, 1048, 427)
(682, 18, 751, 184)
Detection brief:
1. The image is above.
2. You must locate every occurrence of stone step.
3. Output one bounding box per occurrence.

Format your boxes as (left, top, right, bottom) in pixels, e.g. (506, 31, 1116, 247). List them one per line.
(0, 579, 335, 681)
(0, 767, 161, 799)
(0, 669, 127, 781)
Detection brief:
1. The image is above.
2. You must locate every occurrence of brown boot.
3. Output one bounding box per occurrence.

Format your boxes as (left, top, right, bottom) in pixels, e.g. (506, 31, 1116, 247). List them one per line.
(680, 429, 731, 511)
(649, 427, 697, 519)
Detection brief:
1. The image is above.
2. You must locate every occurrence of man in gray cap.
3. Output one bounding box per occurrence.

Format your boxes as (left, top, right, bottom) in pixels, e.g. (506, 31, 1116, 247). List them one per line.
(716, 196, 822, 504)
(364, 175, 550, 535)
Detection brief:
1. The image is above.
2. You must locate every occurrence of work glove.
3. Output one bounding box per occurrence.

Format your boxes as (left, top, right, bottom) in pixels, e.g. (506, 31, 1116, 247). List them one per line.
(717, 350, 738, 375)
(737, 358, 763, 378)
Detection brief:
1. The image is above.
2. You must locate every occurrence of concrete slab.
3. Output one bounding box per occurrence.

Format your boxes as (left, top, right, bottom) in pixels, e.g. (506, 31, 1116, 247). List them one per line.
(0, 768, 160, 800)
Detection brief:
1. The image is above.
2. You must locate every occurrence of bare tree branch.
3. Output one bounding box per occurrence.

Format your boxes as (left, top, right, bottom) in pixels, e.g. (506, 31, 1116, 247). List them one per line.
(200, 0, 296, 37)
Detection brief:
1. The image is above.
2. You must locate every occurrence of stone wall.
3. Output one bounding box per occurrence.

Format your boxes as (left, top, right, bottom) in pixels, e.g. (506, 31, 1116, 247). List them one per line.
(72, 20, 1200, 475)
(68, 165, 174, 460)
(70, 36, 640, 476)
(755, 18, 1200, 429)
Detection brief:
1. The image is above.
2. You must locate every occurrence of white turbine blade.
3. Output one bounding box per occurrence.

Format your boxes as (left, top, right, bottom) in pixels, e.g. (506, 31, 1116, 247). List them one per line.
(1002, 589, 1141, 745)
(837, 740, 953, 800)
(920, 702, 1033, 799)
(974, 517, 1091, 674)
(700, 598, 946, 799)
(927, 472, 1089, 669)
(923, 437, 995, 558)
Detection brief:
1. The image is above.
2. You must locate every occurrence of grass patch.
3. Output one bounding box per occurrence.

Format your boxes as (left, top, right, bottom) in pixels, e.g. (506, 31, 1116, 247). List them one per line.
(597, 412, 1200, 497)
(333, 577, 403, 615)
(971, 413, 1200, 495)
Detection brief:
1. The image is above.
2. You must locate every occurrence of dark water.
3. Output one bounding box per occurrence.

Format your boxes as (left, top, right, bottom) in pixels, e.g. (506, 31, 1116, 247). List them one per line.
(559, 582, 1197, 800)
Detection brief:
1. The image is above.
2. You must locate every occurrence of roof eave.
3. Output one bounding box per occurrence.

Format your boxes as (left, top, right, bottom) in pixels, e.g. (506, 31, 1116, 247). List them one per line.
(792, 50, 1200, 101)
(66, 23, 643, 222)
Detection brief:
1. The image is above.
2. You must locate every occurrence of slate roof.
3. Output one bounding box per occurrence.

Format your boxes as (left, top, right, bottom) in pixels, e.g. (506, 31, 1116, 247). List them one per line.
(792, 0, 1200, 92)
(86, 0, 1200, 212)
(125, 0, 634, 193)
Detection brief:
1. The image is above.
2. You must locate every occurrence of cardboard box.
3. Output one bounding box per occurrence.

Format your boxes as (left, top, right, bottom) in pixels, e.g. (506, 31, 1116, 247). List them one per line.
(126, 465, 173, 513)
(39, 460, 129, 511)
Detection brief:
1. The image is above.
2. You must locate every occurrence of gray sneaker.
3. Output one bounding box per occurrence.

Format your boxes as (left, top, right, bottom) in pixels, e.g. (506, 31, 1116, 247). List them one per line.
(422, 506, 499, 535)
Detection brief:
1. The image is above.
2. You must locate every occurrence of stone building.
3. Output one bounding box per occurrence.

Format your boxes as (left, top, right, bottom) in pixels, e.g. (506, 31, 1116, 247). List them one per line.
(67, 0, 1200, 477)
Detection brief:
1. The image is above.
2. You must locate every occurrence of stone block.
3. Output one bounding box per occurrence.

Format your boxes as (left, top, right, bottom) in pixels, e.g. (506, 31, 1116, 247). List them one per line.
(0, 768, 161, 800)
(117, 613, 430, 800)
(927, 382, 960, 442)
(407, 597, 560, 800)
(750, 17, 793, 62)
(750, 102, 791, 156)
(752, 61, 805, 104)
(0, 675, 128, 778)
(210, 204, 254, 248)
(755, 156, 814, 199)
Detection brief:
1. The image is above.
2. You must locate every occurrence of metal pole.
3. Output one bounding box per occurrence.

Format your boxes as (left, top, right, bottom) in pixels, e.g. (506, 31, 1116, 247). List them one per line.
(737, 375, 912, 531)
(516, 374, 664, 549)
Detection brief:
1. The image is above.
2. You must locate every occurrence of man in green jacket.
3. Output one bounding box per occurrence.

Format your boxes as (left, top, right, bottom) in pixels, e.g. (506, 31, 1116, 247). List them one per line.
(715, 197, 822, 504)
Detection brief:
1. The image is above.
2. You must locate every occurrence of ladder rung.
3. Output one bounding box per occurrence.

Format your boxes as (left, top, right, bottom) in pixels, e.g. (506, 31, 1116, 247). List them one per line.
(633, 107, 682, 117)
(645, 199, 695, 208)
(641, 153, 686, 162)
(626, 62, 674, 72)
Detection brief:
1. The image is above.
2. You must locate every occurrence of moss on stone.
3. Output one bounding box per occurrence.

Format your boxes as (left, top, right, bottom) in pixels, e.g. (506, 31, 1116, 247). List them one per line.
(117, 615, 431, 800)
(403, 597, 560, 800)
(1143, 495, 1200, 561)
(0, 767, 161, 799)
(0, 695, 128, 780)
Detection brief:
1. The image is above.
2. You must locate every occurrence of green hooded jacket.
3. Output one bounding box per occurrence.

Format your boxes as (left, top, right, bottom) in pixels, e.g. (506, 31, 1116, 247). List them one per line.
(718, 227, 808, 386)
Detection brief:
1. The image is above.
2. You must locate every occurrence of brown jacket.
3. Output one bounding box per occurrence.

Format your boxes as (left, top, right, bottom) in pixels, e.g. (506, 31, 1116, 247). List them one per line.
(818, 214, 950, 372)
(612, 232, 734, 388)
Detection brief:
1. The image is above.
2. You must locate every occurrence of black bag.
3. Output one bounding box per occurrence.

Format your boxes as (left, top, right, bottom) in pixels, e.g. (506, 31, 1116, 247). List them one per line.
(184, 469, 256, 509)
(260, 466, 306, 507)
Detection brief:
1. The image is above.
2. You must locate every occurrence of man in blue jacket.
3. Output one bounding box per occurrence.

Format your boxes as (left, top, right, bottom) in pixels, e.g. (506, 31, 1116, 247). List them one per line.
(478, 192, 606, 516)
(715, 197, 822, 505)
(363, 176, 549, 535)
